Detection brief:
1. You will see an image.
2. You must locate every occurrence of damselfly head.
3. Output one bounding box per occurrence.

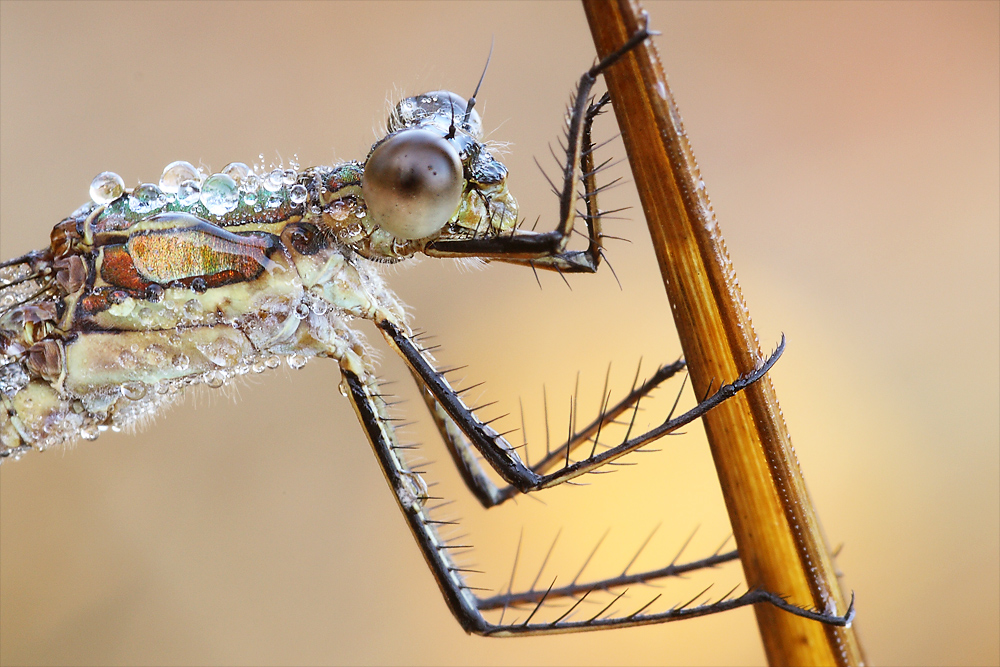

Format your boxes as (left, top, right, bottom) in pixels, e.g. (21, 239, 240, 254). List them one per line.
(387, 91, 482, 144)
(361, 90, 517, 247)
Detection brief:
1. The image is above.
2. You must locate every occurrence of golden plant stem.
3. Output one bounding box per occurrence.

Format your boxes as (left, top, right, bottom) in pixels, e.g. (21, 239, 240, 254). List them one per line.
(581, 2, 865, 665)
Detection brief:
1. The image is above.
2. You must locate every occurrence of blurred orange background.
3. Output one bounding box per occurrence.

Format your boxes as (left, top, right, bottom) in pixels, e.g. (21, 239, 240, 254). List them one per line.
(1, 2, 997, 665)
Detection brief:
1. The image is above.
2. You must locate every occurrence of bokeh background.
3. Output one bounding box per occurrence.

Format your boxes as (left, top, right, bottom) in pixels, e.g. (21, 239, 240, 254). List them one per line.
(1, 2, 997, 665)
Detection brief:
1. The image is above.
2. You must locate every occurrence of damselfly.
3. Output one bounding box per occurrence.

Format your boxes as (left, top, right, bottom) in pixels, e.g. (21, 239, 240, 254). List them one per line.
(0, 14, 850, 636)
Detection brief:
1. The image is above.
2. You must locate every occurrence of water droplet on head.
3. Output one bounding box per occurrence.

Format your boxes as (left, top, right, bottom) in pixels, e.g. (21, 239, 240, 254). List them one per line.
(251, 359, 267, 374)
(295, 303, 310, 318)
(289, 184, 308, 205)
(243, 191, 258, 205)
(129, 183, 165, 213)
(172, 353, 190, 371)
(90, 171, 125, 204)
(282, 169, 297, 186)
(200, 173, 240, 215)
(137, 307, 154, 325)
(80, 423, 101, 441)
(159, 161, 200, 194)
(264, 355, 281, 369)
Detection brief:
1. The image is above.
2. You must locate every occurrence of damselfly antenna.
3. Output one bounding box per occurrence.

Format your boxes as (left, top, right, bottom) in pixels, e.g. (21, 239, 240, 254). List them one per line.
(465, 35, 495, 124)
(446, 36, 494, 141)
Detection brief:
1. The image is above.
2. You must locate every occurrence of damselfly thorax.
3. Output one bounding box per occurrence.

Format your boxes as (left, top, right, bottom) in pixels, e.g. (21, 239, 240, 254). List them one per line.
(1, 91, 517, 454)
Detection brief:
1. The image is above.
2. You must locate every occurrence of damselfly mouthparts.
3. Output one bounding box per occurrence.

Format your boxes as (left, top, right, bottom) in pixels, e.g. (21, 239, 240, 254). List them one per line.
(0, 15, 852, 636)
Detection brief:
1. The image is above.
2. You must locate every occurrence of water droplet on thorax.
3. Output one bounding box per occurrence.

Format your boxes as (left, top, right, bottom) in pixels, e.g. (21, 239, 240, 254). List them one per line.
(286, 353, 308, 370)
(264, 169, 284, 193)
(177, 179, 201, 206)
(121, 382, 147, 400)
(204, 370, 225, 388)
(221, 162, 252, 188)
(172, 353, 190, 371)
(129, 183, 165, 213)
(200, 173, 240, 215)
(289, 184, 308, 205)
(90, 171, 125, 204)
(159, 161, 200, 194)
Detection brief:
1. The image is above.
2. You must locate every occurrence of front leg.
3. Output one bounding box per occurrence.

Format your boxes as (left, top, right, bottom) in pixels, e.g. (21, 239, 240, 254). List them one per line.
(423, 18, 655, 273)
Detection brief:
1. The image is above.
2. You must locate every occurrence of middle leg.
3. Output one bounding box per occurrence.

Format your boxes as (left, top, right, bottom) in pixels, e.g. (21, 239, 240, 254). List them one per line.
(379, 319, 784, 496)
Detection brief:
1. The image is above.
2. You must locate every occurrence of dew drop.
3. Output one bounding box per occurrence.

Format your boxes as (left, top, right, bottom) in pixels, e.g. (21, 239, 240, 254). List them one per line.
(264, 169, 284, 193)
(90, 171, 125, 204)
(118, 350, 137, 369)
(200, 173, 240, 215)
(172, 353, 190, 371)
(137, 307, 154, 325)
(282, 169, 297, 186)
(328, 200, 350, 221)
(242, 172, 261, 194)
(145, 344, 168, 366)
(183, 299, 201, 318)
(145, 284, 165, 303)
(221, 162, 252, 188)
(177, 179, 201, 206)
(121, 382, 147, 400)
(80, 423, 101, 441)
(264, 355, 281, 369)
(289, 184, 308, 205)
(243, 191, 258, 205)
(286, 353, 308, 370)
(251, 359, 267, 374)
(129, 183, 165, 213)
(204, 370, 225, 388)
(159, 161, 200, 194)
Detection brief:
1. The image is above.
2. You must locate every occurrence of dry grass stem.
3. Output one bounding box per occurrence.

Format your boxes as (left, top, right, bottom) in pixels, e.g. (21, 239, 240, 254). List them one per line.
(582, 1, 866, 664)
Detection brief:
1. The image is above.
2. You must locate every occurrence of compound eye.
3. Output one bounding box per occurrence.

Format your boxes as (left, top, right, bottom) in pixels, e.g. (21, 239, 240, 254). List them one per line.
(362, 129, 464, 240)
